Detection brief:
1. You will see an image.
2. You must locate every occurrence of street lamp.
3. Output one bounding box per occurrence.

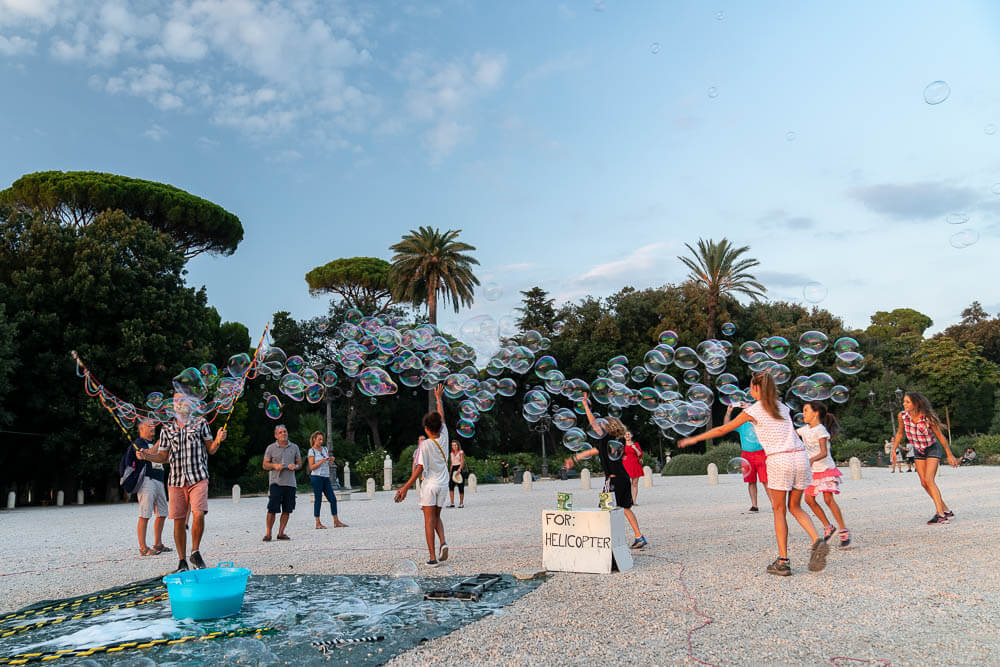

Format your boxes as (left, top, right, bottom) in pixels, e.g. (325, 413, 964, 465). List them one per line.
(531, 415, 552, 476)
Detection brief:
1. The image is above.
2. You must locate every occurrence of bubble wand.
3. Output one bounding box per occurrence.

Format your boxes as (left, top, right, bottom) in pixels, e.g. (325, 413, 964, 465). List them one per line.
(70, 350, 141, 450)
(220, 323, 270, 431)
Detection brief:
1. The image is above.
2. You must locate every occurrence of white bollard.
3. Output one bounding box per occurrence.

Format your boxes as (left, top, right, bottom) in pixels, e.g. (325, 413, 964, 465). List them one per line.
(849, 457, 862, 480)
(581, 468, 591, 489)
(468, 473, 477, 494)
(344, 462, 351, 490)
(6, 491, 14, 509)
(232, 484, 241, 503)
(57, 491, 64, 507)
(76, 489, 84, 505)
(383, 455, 392, 491)
(707, 462, 719, 485)
(366, 478, 376, 498)
(522, 470, 533, 492)
(642, 465, 653, 488)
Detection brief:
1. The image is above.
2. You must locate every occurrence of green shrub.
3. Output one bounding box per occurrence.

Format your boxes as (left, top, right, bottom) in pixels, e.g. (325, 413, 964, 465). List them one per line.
(973, 434, 1000, 458)
(831, 438, 881, 463)
(353, 448, 388, 488)
(661, 453, 707, 476)
(950, 434, 977, 454)
(464, 455, 500, 481)
(704, 443, 742, 470)
(395, 444, 418, 484)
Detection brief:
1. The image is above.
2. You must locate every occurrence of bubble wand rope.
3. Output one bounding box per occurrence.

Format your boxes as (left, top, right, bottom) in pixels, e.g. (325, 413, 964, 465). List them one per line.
(69, 351, 139, 451)
(220, 322, 270, 431)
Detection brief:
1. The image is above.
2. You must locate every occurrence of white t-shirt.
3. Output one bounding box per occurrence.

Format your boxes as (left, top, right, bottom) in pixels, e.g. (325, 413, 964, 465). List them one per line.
(418, 424, 450, 487)
(744, 401, 805, 456)
(796, 424, 836, 473)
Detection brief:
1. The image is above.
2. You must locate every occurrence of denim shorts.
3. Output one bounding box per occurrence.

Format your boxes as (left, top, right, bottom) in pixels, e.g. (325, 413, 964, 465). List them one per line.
(913, 442, 942, 460)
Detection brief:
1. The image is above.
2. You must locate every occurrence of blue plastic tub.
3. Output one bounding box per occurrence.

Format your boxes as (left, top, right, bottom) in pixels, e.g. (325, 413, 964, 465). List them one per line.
(162, 562, 251, 620)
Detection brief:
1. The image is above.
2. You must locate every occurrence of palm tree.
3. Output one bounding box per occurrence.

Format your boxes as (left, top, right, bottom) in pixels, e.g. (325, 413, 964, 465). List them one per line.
(389, 226, 480, 326)
(678, 238, 766, 339)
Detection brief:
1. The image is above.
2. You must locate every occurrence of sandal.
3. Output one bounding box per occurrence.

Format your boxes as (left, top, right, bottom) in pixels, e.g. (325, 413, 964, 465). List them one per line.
(334, 522, 349, 527)
(277, 534, 291, 540)
(139, 547, 156, 556)
(153, 544, 172, 554)
(315, 524, 327, 529)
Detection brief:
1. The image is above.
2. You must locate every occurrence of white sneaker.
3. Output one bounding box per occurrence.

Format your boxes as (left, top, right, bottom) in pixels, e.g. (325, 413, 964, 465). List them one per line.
(458, 503, 464, 508)
(438, 543, 449, 562)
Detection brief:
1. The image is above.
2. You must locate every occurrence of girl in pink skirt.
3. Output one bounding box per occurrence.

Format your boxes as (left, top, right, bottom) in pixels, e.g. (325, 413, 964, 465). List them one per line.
(799, 401, 850, 548)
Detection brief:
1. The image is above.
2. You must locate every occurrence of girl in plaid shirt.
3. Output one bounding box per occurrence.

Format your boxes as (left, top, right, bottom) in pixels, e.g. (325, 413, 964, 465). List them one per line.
(890, 392, 958, 524)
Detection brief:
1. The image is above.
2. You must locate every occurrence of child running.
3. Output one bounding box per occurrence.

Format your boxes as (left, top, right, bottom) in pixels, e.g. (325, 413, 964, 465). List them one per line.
(798, 401, 850, 548)
(679, 372, 828, 576)
(890, 392, 958, 524)
(563, 393, 647, 549)
(395, 384, 450, 567)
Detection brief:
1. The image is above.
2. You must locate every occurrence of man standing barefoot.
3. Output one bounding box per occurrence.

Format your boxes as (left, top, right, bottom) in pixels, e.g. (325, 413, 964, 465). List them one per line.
(395, 385, 449, 567)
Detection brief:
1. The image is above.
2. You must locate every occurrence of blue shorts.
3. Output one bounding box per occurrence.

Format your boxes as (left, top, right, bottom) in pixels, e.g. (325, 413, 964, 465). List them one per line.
(913, 442, 942, 460)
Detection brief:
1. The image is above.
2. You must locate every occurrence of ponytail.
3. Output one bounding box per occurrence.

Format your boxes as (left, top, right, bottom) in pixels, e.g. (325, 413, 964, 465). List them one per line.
(805, 400, 840, 439)
(750, 372, 781, 420)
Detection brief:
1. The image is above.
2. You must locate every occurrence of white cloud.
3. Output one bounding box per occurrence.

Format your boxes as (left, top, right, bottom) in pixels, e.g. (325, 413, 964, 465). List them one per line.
(423, 120, 470, 163)
(578, 243, 669, 282)
(0, 34, 34, 55)
(143, 123, 167, 141)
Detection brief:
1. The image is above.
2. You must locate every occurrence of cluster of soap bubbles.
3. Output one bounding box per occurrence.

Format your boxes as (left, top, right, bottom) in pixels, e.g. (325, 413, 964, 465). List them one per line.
(943, 212, 980, 249)
(73, 340, 264, 429)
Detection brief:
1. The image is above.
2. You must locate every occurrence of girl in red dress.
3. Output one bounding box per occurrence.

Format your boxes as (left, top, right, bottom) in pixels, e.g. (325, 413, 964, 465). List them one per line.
(622, 434, 644, 505)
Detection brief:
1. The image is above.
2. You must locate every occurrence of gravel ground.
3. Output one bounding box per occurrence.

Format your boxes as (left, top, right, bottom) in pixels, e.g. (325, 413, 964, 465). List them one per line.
(1, 466, 998, 665)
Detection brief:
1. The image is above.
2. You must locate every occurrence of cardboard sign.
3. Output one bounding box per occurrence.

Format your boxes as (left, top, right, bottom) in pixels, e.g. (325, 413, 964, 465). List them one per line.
(541, 508, 633, 574)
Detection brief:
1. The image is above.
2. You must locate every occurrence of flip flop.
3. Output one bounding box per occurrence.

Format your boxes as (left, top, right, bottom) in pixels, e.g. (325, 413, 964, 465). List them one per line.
(153, 544, 173, 554)
(277, 534, 291, 540)
(315, 524, 327, 529)
(262, 536, 272, 542)
(139, 547, 156, 556)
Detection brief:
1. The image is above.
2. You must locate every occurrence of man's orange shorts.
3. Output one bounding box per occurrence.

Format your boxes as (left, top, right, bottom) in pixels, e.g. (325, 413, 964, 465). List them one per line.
(168, 478, 209, 520)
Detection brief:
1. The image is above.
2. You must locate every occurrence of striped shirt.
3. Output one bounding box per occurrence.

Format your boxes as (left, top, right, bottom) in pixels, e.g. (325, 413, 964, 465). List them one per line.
(900, 411, 936, 454)
(157, 418, 214, 487)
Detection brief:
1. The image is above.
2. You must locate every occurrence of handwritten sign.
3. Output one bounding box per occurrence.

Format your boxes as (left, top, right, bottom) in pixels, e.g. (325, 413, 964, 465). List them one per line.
(541, 508, 633, 574)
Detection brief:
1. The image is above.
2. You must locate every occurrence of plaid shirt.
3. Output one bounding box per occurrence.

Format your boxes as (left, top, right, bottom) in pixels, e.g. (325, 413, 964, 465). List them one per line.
(157, 418, 214, 487)
(900, 411, 936, 453)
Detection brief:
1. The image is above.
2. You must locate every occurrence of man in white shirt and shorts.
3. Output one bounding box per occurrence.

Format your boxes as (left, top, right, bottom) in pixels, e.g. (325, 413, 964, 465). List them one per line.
(395, 385, 450, 567)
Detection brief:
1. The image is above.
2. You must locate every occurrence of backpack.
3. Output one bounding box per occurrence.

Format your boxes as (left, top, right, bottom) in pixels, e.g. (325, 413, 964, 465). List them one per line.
(119, 442, 147, 494)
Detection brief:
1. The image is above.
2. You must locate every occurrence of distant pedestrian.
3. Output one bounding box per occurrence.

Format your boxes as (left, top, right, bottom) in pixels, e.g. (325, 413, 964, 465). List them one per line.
(137, 393, 227, 572)
(680, 372, 827, 576)
(262, 425, 301, 541)
(308, 431, 346, 529)
(395, 385, 449, 567)
(448, 440, 466, 508)
(500, 459, 510, 483)
(799, 402, 850, 548)
(131, 419, 171, 556)
(905, 442, 915, 472)
(890, 392, 958, 524)
(622, 436, 643, 505)
(725, 403, 767, 512)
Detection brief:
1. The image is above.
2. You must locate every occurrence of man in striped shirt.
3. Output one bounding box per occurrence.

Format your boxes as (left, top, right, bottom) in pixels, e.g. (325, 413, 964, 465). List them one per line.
(139, 394, 227, 572)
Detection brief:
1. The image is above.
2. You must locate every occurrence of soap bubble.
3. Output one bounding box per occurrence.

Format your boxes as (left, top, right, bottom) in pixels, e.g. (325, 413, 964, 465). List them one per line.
(336, 596, 369, 620)
(305, 383, 325, 404)
(785, 131, 797, 142)
(831, 385, 850, 404)
(523, 389, 550, 415)
(767, 364, 792, 385)
(798, 331, 829, 355)
(707, 86, 719, 98)
(793, 412, 806, 428)
(607, 439, 624, 461)
(833, 337, 859, 356)
(721, 322, 736, 336)
(391, 558, 419, 578)
(650, 42, 661, 54)
(563, 427, 588, 452)
(659, 330, 679, 346)
(803, 281, 828, 303)
(483, 282, 503, 301)
(316, 316, 330, 332)
(808, 372, 836, 400)
(950, 229, 980, 249)
(264, 394, 283, 419)
(630, 366, 649, 383)
(763, 336, 790, 360)
(535, 355, 558, 380)
(227, 352, 252, 378)
(834, 351, 865, 375)
(673, 347, 698, 369)
(260, 347, 288, 375)
(728, 457, 750, 476)
(993, 183, 1000, 195)
(682, 368, 701, 384)
(496, 378, 517, 397)
(715, 10, 725, 20)
(986, 124, 997, 135)
(795, 348, 819, 367)
(145, 391, 164, 409)
(686, 384, 713, 404)
(923, 80, 950, 105)
(345, 308, 363, 324)
(456, 419, 476, 438)
(358, 367, 398, 396)
(388, 578, 422, 599)
(643, 349, 669, 373)
(553, 320, 566, 335)
(739, 341, 763, 363)
(173, 367, 207, 400)
(552, 408, 577, 431)
(946, 213, 969, 225)
(285, 355, 305, 374)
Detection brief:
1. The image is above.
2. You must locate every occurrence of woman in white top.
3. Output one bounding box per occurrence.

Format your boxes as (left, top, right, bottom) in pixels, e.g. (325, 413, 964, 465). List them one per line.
(679, 372, 827, 576)
(308, 432, 347, 529)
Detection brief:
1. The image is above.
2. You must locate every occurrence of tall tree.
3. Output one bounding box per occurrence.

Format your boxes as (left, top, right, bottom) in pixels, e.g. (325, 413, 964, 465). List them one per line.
(305, 256, 394, 316)
(388, 226, 480, 326)
(678, 238, 766, 339)
(0, 171, 243, 258)
(516, 287, 556, 334)
(961, 301, 989, 325)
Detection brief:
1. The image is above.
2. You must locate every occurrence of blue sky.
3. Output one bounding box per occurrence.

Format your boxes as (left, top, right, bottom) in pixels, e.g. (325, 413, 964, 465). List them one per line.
(2, 0, 998, 343)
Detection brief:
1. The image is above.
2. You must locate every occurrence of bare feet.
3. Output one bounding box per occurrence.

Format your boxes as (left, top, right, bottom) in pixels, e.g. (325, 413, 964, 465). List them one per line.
(334, 520, 348, 527)
(315, 523, 327, 529)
